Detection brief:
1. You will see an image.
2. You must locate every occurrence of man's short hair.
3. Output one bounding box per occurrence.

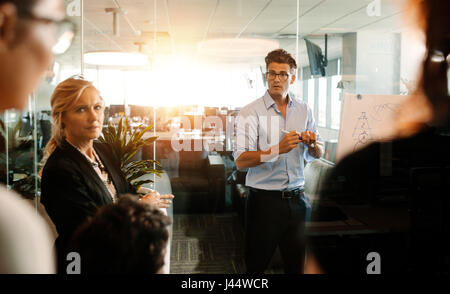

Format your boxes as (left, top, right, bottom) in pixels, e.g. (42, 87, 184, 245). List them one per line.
(265, 49, 297, 71)
(69, 195, 171, 274)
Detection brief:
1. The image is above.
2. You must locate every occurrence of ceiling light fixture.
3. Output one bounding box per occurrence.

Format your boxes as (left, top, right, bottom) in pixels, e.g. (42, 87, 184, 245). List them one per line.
(83, 51, 149, 67)
(105, 7, 123, 36)
(198, 38, 279, 58)
(134, 41, 147, 53)
(320, 27, 345, 31)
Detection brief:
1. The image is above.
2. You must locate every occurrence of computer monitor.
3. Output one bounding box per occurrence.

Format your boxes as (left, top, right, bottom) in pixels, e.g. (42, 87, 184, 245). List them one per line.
(304, 39, 326, 77)
(108, 104, 125, 117)
(204, 107, 219, 117)
(182, 114, 203, 130)
(129, 105, 153, 118)
(19, 117, 32, 137)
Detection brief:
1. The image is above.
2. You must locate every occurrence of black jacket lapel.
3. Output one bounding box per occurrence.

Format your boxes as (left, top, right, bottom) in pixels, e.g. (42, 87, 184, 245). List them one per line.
(93, 141, 131, 195)
(61, 140, 113, 204)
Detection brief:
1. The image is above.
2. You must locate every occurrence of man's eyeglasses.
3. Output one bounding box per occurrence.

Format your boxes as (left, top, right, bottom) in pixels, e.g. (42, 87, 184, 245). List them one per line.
(21, 11, 76, 55)
(266, 71, 290, 81)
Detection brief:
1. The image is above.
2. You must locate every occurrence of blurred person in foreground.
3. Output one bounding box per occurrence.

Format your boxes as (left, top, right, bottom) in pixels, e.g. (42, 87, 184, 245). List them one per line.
(319, 0, 450, 274)
(0, 0, 71, 273)
(69, 195, 171, 274)
(40, 77, 174, 273)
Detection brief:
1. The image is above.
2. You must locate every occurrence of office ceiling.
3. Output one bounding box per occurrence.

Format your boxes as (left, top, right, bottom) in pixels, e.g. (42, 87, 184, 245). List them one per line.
(72, 0, 407, 68)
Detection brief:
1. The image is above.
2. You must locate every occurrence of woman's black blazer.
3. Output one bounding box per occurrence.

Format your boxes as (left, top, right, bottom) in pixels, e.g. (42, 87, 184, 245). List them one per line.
(40, 139, 133, 264)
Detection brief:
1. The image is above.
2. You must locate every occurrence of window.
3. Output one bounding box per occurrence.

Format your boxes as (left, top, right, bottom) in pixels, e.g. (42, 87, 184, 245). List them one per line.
(307, 79, 315, 112)
(331, 75, 342, 130)
(318, 77, 327, 127)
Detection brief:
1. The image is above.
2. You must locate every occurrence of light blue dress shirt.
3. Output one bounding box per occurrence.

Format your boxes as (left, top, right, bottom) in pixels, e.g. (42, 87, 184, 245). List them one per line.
(233, 91, 322, 191)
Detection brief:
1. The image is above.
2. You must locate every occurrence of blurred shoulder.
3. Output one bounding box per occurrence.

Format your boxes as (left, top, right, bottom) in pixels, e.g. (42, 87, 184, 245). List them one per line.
(0, 185, 55, 273)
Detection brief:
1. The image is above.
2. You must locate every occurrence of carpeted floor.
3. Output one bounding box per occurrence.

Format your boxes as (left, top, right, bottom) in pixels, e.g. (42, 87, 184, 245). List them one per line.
(169, 206, 368, 273)
(170, 213, 247, 274)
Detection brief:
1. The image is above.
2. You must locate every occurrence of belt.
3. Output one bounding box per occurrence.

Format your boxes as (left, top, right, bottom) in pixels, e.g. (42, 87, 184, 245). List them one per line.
(249, 187, 304, 199)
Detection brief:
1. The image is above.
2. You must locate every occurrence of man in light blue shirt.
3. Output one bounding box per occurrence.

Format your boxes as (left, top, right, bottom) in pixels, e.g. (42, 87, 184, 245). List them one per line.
(233, 49, 324, 273)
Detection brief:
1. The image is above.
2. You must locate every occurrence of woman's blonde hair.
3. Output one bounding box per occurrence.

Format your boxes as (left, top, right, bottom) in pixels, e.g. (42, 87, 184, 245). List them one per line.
(42, 76, 100, 160)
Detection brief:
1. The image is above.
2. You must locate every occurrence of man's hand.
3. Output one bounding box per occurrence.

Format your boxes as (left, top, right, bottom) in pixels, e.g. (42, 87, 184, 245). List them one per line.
(300, 130, 323, 158)
(277, 130, 301, 154)
(300, 130, 317, 147)
(140, 190, 175, 209)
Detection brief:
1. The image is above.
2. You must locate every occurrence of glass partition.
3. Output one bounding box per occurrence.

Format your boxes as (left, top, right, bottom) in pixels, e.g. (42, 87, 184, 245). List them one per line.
(0, 0, 418, 200)
(81, 0, 303, 185)
(0, 0, 428, 274)
(0, 0, 83, 206)
(296, 0, 422, 161)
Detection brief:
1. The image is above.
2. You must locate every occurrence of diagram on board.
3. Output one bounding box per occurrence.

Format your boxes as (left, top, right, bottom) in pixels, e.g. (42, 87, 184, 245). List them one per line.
(370, 103, 401, 122)
(336, 94, 410, 162)
(352, 112, 372, 152)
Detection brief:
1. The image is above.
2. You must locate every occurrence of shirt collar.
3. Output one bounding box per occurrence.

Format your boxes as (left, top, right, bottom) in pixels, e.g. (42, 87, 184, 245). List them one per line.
(263, 90, 294, 109)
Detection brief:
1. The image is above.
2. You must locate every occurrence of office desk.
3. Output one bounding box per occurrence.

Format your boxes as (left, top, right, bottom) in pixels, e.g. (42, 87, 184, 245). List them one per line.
(139, 172, 173, 274)
(305, 196, 411, 274)
(307, 195, 410, 236)
(143, 130, 225, 141)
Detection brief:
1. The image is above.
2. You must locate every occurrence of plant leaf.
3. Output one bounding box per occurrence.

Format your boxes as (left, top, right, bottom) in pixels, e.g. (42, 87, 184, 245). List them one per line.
(103, 116, 163, 189)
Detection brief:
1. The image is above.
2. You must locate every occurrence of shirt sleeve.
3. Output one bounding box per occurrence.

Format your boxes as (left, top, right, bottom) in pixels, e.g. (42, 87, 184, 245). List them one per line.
(233, 107, 258, 164)
(303, 105, 323, 163)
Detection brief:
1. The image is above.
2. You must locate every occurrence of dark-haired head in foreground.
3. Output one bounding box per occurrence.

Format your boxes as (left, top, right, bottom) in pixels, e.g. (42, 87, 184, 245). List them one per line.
(69, 195, 171, 274)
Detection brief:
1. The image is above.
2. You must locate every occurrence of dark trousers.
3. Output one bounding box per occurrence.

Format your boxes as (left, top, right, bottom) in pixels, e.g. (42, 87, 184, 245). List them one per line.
(244, 188, 311, 274)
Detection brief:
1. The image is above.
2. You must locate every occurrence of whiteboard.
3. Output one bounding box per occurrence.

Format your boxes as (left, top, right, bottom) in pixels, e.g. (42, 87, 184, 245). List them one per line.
(336, 93, 410, 162)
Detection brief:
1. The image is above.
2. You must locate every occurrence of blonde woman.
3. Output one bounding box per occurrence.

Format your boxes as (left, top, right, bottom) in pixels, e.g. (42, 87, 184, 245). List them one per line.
(40, 77, 174, 273)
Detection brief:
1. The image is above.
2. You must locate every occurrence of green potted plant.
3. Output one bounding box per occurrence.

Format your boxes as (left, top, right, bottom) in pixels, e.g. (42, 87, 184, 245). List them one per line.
(98, 117, 163, 193)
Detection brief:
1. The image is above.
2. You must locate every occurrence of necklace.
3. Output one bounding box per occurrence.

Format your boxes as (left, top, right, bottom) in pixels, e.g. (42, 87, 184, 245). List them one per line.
(67, 140, 116, 202)
(91, 150, 102, 169)
(91, 150, 112, 184)
(68, 141, 111, 184)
